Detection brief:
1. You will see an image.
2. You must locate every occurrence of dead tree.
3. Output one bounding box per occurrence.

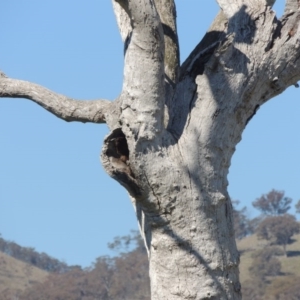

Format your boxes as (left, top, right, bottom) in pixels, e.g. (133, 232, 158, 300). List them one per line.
(1, 0, 300, 298)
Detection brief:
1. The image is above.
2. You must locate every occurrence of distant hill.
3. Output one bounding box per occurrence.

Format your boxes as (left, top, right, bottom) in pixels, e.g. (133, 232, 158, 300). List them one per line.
(0, 251, 48, 299)
(0, 236, 69, 273)
(0, 231, 299, 299)
(237, 233, 300, 299)
(237, 233, 300, 281)
(0, 232, 150, 300)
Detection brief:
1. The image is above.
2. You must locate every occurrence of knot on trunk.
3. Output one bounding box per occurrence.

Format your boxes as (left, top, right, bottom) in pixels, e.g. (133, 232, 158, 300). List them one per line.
(101, 128, 142, 197)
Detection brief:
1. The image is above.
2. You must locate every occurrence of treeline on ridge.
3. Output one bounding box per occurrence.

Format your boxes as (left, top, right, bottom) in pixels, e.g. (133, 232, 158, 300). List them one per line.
(0, 189, 300, 300)
(0, 236, 69, 273)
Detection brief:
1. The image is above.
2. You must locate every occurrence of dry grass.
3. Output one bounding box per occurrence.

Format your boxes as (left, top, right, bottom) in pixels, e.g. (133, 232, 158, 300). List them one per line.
(237, 234, 300, 297)
(237, 251, 253, 283)
(287, 233, 300, 251)
(237, 234, 269, 252)
(0, 251, 48, 295)
(264, 275, 300, 299)
(237, 234, 269, 283)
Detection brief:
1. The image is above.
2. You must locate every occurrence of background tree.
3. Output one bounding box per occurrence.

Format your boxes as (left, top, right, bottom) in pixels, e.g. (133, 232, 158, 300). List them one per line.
(256, 214, 300, 255)
(19, 267, 88, 300)
(232, 201, 253, 239)
(249, 246, 283, 280)
(107, 230, 144, 254)
(0, 236, 69, 273)
(295, 199, 300, 214)
(242, 279, 266, 300)
(252, 189, 292, 216)
(272, 277, 300, 300)
(19, 233, 150, 300)
(242, 246, 284, 300)
(2, 0, 300, 298)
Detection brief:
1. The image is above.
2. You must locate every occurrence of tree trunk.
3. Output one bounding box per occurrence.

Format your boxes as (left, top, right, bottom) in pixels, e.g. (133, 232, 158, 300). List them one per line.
(2, 0, 300, 299)
(101, 69, 242, 299)
(104, 1, 300, 298)
(283, 243, 287, 257)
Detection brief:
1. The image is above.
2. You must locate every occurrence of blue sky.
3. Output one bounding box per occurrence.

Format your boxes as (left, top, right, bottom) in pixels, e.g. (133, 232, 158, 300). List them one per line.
(1, 1, 299, 268)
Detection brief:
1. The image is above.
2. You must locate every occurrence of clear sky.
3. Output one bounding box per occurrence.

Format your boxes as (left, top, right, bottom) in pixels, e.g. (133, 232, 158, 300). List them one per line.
(1, 1, 298, 268)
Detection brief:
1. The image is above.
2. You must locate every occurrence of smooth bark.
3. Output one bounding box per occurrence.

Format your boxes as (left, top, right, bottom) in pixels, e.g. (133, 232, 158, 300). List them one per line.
(2, 0, 300, 299)
(0, 72, 112, 123)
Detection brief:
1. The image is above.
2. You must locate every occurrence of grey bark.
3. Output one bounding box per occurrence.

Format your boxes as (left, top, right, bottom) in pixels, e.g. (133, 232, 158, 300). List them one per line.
(2, 0, 300, 299)
(0, 73, 112, 123)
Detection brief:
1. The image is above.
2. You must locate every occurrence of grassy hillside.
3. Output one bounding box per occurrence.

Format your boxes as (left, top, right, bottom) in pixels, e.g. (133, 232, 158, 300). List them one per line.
(0, 251, 48, 298)
(237, 233, 300, 297)
(237, 234, 270, 283)
(237, 233, 300, 280)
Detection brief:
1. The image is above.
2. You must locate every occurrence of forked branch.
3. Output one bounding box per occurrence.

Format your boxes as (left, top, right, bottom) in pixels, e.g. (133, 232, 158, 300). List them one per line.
(216, 0, 275, 18)
(284, 0, 300, 14)
(114, 0, 165, 140)
(112, 0, 179, 84)
(154, 0, 179, 83)
(216, 0, 243, 18)
(0, 74, 111, 123)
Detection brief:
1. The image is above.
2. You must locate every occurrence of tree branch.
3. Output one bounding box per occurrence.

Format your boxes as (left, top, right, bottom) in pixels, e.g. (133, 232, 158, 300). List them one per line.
(154, 0, 179, 84)
(113, 0, 165, 141)
(216, 0, 242, 18)
(172, 2, 300, 161)
(180, 10, 228, 79)
(268, 8, 300, 90)
(216, 0, 275, 18)
(0, 74, 111, 124)
(112, 0, 179, 84)
(112, 0, 131, 43)
(284, 0, 300, 15)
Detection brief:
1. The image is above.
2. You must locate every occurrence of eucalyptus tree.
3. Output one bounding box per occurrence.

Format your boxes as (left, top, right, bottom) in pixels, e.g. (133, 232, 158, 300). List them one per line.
(252, 189, 292, 216)
(1, 0, 300, 299)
